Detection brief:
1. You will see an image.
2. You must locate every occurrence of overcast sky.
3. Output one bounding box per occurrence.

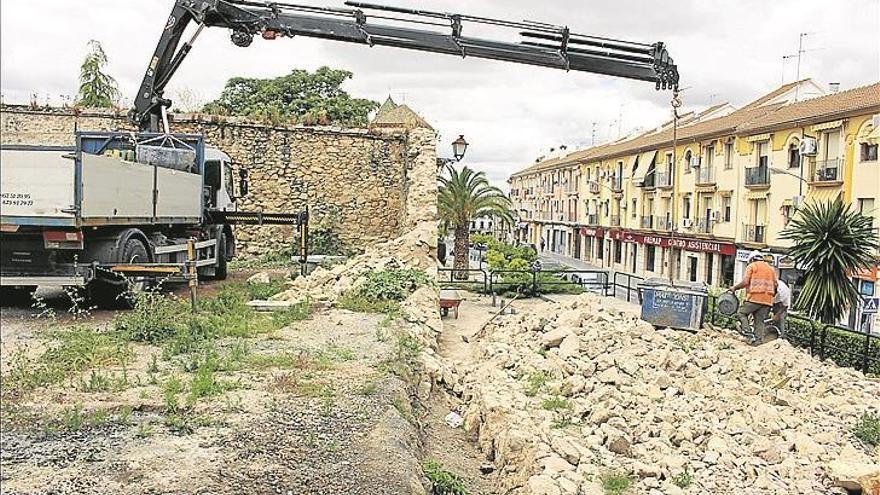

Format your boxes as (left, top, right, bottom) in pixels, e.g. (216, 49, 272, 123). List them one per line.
(2, 1, 878, 187)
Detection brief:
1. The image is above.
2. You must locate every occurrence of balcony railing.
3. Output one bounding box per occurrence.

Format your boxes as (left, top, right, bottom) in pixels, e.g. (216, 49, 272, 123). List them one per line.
(586, 214, 599, 226)
(611, 177, 623, 192)
(656, 171, 673, 188)
(642, 173, 656, 189)
(640, 216, 654, 229)
(588, 182, 600, 194)
(609, 215, 621, 227)
(654, 216, 674, 231)
(813, 159, 841, 183)
(745, 165, 770, 187)
(695, 218, 714, 234)
(694, 167, 715, 185)
(743, 224, 766, 243)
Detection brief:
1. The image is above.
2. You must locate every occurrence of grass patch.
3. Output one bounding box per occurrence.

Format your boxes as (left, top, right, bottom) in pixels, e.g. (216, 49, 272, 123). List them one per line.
(423, 459, 468, 495)
(672, 467, 693, 489)
(601, 472, 633, 495)
(187, 364, 238, 405)
(854, 411, 880, 447)
(541, 396, 572, 411)
(162, 375, 185, 412)
(523, 370, 551, 397)
(336, 268, 431, 314)
(271, 299, 311, 327)
(336, 293, 400, 314)
(246, 279, 289, 300)
(4, 326, 131, 398)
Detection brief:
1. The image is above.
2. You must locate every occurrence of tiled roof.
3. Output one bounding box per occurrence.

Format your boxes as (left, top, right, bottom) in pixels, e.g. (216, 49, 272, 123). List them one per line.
(369, 102, 434, 130)
(511, 80, 879, 180)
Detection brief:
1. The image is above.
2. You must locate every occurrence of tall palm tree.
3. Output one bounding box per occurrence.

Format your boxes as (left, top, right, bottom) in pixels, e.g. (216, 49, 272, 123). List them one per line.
(438, 166, 512, 278)
(779, 200, 879, 324)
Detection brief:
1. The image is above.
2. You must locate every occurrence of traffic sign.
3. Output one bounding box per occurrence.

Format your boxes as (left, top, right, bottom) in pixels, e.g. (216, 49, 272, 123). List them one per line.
(863, 297, 879, 314)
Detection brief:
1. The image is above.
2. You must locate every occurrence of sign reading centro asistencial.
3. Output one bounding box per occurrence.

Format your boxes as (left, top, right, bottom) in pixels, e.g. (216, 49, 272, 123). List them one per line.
(606, 230, 735, 255)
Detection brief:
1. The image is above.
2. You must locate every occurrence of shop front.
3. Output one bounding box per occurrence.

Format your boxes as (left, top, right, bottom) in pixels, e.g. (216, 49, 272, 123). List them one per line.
(607, 230, 736, 284)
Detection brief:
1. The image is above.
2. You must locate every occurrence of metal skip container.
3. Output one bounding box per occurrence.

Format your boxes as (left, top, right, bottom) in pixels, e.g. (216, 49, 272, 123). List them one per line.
(638, 278, 709, 332)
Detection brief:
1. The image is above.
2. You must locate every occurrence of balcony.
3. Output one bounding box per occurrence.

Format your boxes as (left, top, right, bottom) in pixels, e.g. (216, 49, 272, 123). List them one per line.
(656, 171, 673, 188)
(611, 176, 623, 192)
(743, 224, 766, 244)
(609, 215, 621, 227)
(695, 218, 714, 234)
(642, 173, 656, 189)
(640, 216, 654, 229)
(745, 165, 770, 188)
(654, 216, 674, 231)
(586, 214, 599, 226)
(813, 159, 842, 185)
(588, 182, 600, 194)
(694, 167, 715, 185)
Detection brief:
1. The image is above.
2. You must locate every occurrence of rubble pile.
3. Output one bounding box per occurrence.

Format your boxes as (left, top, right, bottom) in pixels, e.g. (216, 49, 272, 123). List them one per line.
(460, 293, 880, 495)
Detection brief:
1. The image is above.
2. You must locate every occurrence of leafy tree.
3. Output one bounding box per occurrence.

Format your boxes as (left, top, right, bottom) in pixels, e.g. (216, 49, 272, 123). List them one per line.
(202, 67, 378, 126)
(779, 200, 879, 324)
(76, 40, 120, 108)
(438, 166, 512, 279)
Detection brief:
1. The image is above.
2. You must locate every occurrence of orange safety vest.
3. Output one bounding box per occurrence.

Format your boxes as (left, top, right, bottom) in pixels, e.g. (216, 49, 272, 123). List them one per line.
(744, 260, 777, 306)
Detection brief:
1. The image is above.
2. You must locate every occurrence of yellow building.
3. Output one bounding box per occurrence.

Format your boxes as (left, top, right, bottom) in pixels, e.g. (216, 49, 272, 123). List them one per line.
(509, 80, 880, 329)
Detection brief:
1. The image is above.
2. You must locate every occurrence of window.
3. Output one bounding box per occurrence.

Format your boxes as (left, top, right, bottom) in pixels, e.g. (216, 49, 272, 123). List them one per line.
(788, 143, 801, 169)
(646, 245, 656, 272)
(724, 142, 734, 170)
(756, 141, 769, 168)
(722, 196, 732, 222)
(684, 150, 692, 174)
(859, 198, 876, 227)
(704, 145, 714, 168)
(631, 198, 637, 218)
(614, 240, 622, 263)
(862, 143, 879, 162)
(683, 195, 692, 219)
(822, 130, 841, 160)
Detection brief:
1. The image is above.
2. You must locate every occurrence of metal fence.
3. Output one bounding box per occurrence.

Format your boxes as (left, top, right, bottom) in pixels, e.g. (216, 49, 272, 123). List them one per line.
(437, 268, 487, 292)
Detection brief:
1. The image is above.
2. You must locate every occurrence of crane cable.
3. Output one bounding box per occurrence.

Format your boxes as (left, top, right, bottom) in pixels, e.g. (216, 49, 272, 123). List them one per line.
(668, 89, 682, 283)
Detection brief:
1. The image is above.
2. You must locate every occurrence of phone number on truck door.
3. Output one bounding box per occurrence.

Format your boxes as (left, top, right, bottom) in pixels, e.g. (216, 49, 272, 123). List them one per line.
(0, 192, 34, 206)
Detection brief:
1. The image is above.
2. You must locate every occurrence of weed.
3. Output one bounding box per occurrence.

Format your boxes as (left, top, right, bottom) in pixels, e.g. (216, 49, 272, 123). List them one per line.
(423, 459, 467, 495)
(187, 365, 236, 404)
(600, 472, 633, 495)
(164, 413, 194, 435)
(118, 405, 133, 425)
(50, 404, 113, 432)
(854, 411, 880, 447)
(356, 380, 380, 396)
(223, 395, 244, 413)
(378, 333, 423, 379)
(295, 381, 335, 398)
(541, 396, 572, 412)
(523, 370, 551, 397)
(391, 396, 413, 424)
(135, 423, 154, 438)
(336, 268, 430, 314)
(319, 343, 355, 362)
(325, 439, 340, 452)
(336, 293, 400, 314)
(147, 354, 159, 374)
(246, 279, 289, 300)
(271, 299, 312, 327)
(269, 372, 299, 393)
(672, 467, 693, 489)
(162, 375, 185, 412)
(320, 396, 335, 417)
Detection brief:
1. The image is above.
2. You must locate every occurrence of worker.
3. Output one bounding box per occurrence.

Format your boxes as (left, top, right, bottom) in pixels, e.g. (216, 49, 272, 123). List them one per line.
(772, 278, 792, 338)
(728, 251, 778, 345)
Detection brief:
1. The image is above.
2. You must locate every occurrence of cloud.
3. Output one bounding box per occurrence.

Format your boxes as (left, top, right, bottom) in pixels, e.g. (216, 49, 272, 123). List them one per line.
(1, 0, 877, 190)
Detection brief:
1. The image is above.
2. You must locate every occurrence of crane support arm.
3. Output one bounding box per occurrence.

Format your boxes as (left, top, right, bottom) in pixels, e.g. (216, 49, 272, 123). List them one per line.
(132, 0, 680, 131)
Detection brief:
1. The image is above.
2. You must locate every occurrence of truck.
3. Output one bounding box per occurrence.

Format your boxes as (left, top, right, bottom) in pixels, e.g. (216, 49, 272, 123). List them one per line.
(0, 132, 243, 306)
(1, 0, 679, 307)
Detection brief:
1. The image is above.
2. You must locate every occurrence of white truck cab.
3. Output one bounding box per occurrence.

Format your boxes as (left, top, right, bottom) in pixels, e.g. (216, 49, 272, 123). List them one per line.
(204, 148, 237, 212)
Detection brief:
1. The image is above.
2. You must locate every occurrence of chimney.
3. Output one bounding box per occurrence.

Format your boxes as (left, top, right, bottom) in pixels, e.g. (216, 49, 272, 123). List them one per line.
(828, 82, 840, 93)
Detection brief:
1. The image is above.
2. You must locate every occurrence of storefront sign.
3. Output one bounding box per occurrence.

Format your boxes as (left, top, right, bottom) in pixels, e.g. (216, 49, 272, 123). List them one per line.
(580, 227, 604, 237)
(607, 230, 735, 255)
(853, 265, 879, 282)
(736, 249, 805, 270)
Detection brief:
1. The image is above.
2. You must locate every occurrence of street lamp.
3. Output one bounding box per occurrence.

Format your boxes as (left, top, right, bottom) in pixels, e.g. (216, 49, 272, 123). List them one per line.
(452, 135, 469, 161)
(770, 167, 807, 184)
(438, 134, 469, 168)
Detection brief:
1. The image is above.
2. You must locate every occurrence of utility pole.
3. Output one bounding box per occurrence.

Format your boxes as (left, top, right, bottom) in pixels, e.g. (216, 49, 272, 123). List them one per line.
(591, 122, 598, 146)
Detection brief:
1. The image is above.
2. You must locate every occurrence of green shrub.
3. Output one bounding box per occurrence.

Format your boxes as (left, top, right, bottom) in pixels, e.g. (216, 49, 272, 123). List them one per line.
(337, 269, 430, 313)
(336, 293, 401, 314)
(672, 467, 693, 488)
(853, 411, 880, 446)
(423, 459, 467, 495)
(540, 396, 572, 411)
(523, 370, 551, 397)
(601, 472, 633, 495)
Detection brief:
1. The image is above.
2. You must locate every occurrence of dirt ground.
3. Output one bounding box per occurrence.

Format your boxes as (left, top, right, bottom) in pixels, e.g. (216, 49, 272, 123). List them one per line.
(0, 274, 512, 495)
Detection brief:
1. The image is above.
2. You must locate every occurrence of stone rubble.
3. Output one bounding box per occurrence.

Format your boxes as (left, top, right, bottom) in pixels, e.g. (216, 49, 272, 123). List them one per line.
(459, 293, 880, 495)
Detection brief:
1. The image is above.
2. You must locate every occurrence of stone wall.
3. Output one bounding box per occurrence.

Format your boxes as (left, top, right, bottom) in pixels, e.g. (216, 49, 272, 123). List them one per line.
(0, 105, 436, 257)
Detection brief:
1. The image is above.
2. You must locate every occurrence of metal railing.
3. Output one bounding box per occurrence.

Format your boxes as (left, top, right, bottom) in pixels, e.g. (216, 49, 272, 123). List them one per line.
(437, 267, 488, 292)
(695, 218, 714, 234)
(743, 224, 766, 243)
(640, 215, 654, 229)
(642, 173, 656, 189)
(586, 214, 599, 226)
(694, 167, 715, 185)
(588, 182, 600, 194)
(488, 269, 609, 296)
(609, 271, 645, 303)
(656, 171, 673, 188)
(745, 165, 770, 186)
(609, 215, 621, 227)
(611, 177, 623, 192)
(814, 159, 841, 182)
(654, 216, 673, 231)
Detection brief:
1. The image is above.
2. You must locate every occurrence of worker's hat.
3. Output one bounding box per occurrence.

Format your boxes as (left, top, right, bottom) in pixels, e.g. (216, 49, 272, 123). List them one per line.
(749, 250, 766, 262)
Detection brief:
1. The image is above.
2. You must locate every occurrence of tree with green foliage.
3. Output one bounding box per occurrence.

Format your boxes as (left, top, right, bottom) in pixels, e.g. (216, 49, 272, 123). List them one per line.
(202, 66, 378, 126)
(779, 200, 879, 324)
(438, 166, 512, 278)
(76, 40, 120, 108)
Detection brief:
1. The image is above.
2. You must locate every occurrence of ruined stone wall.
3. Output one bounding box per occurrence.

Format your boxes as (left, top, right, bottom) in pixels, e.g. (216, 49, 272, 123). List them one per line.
(0, 106, 432, 256)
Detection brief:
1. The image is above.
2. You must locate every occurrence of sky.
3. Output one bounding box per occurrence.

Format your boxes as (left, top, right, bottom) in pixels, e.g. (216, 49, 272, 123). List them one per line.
(2, 0, 879, 188)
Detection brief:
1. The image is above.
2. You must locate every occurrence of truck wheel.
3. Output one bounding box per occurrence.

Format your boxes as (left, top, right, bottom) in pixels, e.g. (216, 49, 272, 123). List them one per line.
(213, 233, 228, 280)
(92, 238, 150, 309)
(0, 286, 37, 307)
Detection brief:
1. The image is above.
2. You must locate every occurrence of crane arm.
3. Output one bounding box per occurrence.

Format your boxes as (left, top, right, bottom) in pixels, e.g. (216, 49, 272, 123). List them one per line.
(132, 0, 680, 131)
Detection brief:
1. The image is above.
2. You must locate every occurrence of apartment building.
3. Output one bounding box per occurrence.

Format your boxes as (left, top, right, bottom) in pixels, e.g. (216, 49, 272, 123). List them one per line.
(509, 80, 880, 329)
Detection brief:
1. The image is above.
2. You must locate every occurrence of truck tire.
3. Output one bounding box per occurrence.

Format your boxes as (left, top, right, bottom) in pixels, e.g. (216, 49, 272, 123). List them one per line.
(1, 286, 37, 307)
(213, 233, 228, 280)
(91, 238, 150, 309)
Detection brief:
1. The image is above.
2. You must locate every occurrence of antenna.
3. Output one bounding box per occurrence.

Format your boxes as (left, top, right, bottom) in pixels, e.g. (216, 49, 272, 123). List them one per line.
(781, 54, 797, 84)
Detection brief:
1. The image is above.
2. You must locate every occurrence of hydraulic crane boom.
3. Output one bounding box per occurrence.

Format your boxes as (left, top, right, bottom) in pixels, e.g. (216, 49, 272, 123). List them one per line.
(132, 0, 680, 132)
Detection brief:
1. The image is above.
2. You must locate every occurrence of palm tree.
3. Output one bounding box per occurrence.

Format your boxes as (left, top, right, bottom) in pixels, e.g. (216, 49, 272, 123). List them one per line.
(779, 200, 879, 324)
(438, 166, 512, 278)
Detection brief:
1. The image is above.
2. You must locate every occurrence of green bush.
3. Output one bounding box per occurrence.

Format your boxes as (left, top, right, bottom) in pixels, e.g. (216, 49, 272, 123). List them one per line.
(337, 269, 430, 313)
(423, 459, 467, 495)
(853, 411, 880, 446)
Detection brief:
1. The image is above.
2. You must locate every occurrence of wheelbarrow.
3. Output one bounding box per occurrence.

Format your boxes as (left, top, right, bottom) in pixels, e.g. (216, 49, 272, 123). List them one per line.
(439, 289, 463, 319)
